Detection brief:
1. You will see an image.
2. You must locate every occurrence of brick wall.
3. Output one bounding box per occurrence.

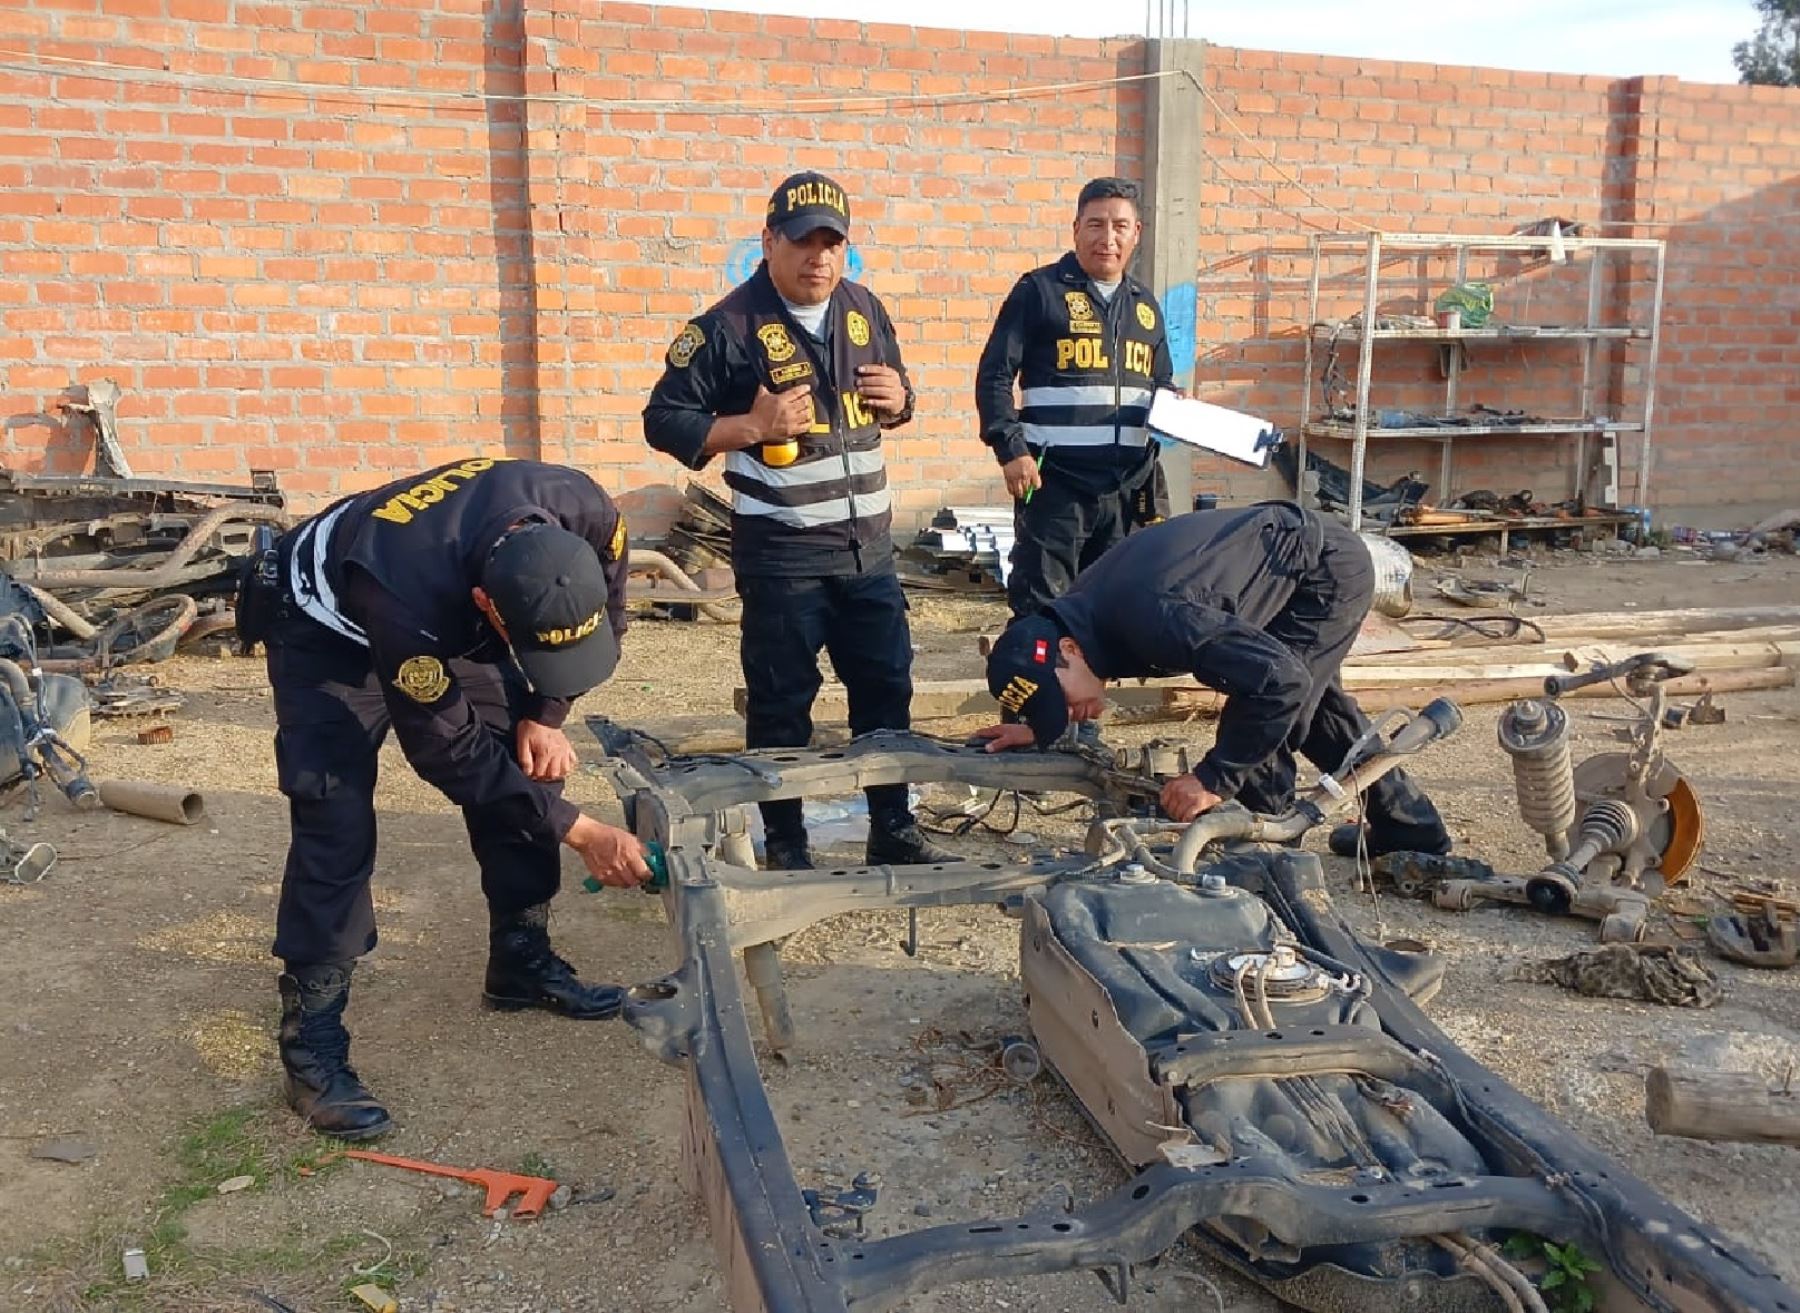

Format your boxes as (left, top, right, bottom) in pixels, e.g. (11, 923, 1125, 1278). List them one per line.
(1624, 79, 1800, 507)
(0, 0, 1141, 523)
(1184, 51, 1722, 514)
(1, 2, 1796, 524)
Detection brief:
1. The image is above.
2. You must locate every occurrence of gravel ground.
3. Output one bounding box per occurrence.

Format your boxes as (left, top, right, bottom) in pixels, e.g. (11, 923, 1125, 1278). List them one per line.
(1, 546, 1797, 1312)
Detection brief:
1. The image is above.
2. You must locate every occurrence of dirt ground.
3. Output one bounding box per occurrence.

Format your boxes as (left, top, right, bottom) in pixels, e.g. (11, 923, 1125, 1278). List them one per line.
(3, 544, 1799, 1313)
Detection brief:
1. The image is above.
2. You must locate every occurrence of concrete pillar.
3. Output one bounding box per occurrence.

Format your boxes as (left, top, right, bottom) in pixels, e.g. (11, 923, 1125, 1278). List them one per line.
(521, 0, 602, 466)
(1141, 38, 1206, 515)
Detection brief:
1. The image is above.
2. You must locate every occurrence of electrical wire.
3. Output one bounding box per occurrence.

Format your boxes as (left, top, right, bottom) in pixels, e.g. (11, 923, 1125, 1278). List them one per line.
(0, 47, 1183, 114)
(1183, 72, 1378, 234)
(1433, 1233, 1549, 1313)
(1397, 613, 1548, 644)
(2, 45, 1388, 238)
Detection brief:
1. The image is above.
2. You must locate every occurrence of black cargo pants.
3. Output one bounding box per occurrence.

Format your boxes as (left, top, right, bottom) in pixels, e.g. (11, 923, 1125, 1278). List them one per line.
(1230, 523, 1450, 853)
(736, 569, 915, 840)
(1007, 458, 1168, 620)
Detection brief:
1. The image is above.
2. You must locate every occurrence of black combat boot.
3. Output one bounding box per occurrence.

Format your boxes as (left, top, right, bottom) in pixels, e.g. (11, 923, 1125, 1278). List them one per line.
(758, 798, 813, 870)
(277, 963, 393, 1142)
(1328, 822, 1453, 860)
(482, 903, 624, 1020)
(867, 815, 959, 866)
(762, 830, 814, 870)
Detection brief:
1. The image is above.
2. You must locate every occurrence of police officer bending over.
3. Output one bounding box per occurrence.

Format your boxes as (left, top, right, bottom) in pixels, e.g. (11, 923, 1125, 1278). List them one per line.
(643, 170, 953, 870)
(976, 177, 1175, 622)
(978, 503, 1452, 859)
(243, 457, 650, 1140)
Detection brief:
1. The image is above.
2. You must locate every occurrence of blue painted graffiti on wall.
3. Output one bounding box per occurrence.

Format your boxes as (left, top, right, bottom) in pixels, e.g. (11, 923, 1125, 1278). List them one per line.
(1154, 281, 1199, 449)
(726, 237, 863, 287)
(1164, 281, 1198, 381)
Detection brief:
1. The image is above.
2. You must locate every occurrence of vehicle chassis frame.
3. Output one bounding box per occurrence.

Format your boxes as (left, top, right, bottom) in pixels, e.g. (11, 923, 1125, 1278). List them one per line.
(591, 722, 1792, 1313)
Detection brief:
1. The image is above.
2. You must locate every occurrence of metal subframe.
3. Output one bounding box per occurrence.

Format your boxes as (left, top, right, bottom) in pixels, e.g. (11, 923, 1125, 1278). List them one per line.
(1299, 232, 1666, 531)
(589, 719, 1794, 1313)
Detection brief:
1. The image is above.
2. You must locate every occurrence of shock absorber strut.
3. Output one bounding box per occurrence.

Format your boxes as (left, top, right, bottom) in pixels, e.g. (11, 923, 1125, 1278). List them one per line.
(1497, 699, 1576, 861)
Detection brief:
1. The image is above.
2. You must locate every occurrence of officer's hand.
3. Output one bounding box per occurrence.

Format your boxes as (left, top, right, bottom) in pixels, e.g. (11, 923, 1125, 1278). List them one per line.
(565, 814, 651, 888)
(1001, 454, 1042, 500)
(975, 722, 1037, 753)
(1160, 775, 1224, 823)
(750, 384, 814, 441)
(854, 364, 906, 418)
(517, 719, 576, 782)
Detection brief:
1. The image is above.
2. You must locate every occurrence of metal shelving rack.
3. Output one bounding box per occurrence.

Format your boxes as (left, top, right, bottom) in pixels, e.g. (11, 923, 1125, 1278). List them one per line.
(1298, 231, 1667, 534)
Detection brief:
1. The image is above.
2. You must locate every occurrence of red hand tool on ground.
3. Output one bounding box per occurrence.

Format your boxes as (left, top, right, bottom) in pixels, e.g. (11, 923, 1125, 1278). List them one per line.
(339, 1149, 558, 1220)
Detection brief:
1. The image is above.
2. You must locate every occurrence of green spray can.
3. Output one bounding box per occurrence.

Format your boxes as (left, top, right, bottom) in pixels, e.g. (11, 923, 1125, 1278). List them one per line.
(583, 840, 668, 895)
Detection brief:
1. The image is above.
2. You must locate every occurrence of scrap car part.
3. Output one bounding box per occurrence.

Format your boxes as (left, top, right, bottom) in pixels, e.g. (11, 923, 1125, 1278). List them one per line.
(627, 549, 740, 622)
(0, 616, 96, 813)
(55, 380, 133, 477)
(1498, 698, 1576, 861)
(1450, 655, 1706, 941)
(15, 501, 290, 594)
(589, 717, 1794, 1313)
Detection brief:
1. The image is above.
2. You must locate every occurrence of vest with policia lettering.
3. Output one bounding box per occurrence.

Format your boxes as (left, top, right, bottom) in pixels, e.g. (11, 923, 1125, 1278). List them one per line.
(645, 264, 910, 579)
(283, 457, 627, 653)
(986, 252, 1171, 493)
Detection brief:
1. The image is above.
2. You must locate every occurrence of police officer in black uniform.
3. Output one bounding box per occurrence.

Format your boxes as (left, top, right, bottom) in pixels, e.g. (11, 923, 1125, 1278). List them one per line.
(978, 502, 1451, 858)
(976, 177, 1176, 622)
(242, 457, 650, 1140)
(643, 171, 953, 871)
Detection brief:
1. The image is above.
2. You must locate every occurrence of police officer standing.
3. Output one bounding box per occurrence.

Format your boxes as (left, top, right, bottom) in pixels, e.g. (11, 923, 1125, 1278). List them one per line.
(977, 502, 1452, 859)
(976, 177, 1176, 622)
(245, 457, 650, 1140)
(643, 171, 953, 871)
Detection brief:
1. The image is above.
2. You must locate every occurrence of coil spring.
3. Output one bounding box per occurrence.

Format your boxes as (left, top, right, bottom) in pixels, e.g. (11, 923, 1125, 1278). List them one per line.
(1497, 699, 1576, 845)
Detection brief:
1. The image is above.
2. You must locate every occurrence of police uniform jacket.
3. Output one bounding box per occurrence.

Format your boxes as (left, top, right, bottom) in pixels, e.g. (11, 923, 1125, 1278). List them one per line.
(1042, 502, 1364, 800)
(642, 263, 913, 578)
(975, 252, 1174, 496)
(281, 457, 629, 844)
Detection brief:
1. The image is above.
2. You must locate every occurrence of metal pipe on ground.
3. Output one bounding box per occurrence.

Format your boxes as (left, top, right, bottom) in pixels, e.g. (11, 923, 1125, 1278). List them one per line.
(24, 584, 100, 642)
(96, 779, 206, 825)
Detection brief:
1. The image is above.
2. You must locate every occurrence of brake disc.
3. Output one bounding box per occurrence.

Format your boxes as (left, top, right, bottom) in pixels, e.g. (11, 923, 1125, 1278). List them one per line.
(1571, 752, 1705, 888)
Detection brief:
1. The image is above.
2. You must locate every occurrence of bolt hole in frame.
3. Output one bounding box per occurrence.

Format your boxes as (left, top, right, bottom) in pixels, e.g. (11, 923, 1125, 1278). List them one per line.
(587, 714, 1794, 1313)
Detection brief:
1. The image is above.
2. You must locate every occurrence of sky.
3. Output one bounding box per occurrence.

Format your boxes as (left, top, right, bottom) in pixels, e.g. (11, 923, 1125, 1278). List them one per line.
(692, 0, 1753, 83)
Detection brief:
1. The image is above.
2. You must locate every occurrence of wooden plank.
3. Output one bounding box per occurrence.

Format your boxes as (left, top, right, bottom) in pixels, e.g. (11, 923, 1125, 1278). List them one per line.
(1367, 626, 1800, 667)
(1343, 638, 1800, 682)
(751, 663, 1795, 725)
(1529, 605, 1800, 638)
(976, 612, 1425, 659)
(1219, 667, 1795, 715)
(734, 679, 1196, 721)
(1351, 610, 1424, 656)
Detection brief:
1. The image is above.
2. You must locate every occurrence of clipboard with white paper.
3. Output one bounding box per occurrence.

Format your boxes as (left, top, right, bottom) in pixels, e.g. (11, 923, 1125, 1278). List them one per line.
(1147, 390, 1283, 468)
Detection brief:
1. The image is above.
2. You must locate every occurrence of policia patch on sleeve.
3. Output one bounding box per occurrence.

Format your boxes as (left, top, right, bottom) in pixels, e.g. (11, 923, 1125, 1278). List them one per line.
(394, 655, 451, 704)
(667, 322, 704, 368)
(608, 515, 627, 561)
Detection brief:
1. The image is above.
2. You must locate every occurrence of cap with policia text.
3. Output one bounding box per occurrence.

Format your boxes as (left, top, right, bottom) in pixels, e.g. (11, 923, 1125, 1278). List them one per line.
(984, 616, 1070, 748)
(766, 171, 851, 241)
(482, 523, 619, 698)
